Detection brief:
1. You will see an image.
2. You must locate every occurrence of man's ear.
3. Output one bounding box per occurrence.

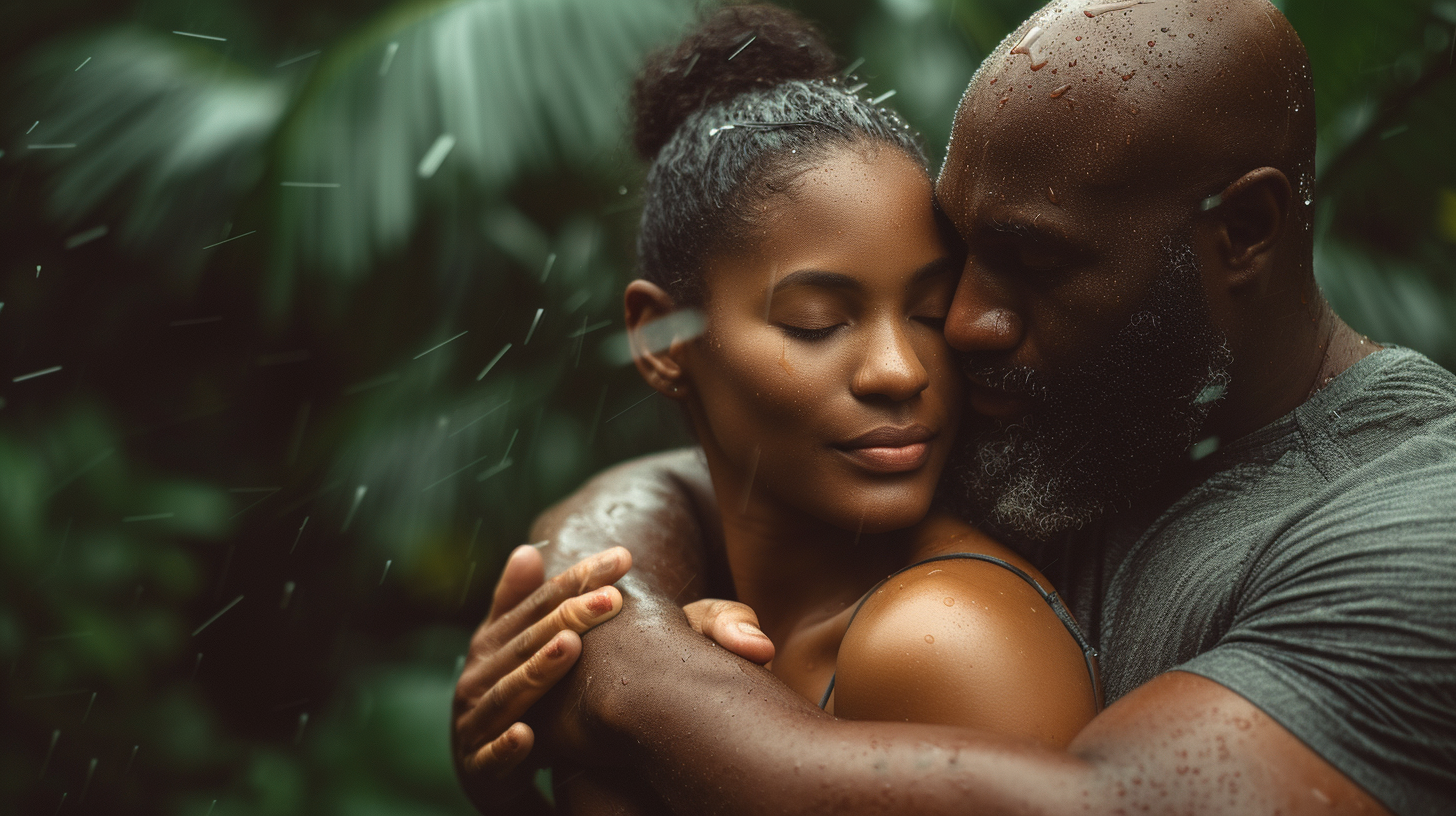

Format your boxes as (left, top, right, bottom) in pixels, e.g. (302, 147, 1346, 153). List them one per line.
(625, 279, 690, 398)
(1204, 167, 1292, 290)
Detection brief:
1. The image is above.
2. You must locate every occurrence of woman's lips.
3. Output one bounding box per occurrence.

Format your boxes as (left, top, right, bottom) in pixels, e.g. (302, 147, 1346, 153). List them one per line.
(835, 425, 935, 473)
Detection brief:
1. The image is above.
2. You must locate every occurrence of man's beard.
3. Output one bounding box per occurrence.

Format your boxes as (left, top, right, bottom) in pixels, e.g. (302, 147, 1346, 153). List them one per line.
(944, 238, 1233, 543)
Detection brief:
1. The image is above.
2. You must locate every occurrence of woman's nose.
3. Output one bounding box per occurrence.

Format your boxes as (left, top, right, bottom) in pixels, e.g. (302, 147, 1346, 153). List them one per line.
(851, 320, 930, 402)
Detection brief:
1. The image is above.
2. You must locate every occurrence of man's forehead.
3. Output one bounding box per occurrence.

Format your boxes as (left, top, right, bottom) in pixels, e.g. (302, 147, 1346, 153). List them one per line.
(936, 104, 1111, 218)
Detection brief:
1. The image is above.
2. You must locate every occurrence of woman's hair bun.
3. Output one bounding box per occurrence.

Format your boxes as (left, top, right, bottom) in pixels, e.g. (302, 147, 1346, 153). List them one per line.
(631, 4, 839, 161)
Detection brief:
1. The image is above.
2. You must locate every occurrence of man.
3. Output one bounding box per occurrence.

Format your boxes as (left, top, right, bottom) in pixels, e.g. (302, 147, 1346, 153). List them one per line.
(454, 1, 1456, 813)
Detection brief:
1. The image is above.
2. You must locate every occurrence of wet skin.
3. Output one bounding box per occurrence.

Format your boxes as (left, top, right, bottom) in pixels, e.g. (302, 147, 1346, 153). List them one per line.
(937, 0, 1369, 442)
(624, 143, 962, 707)
(456, 1, 1392, 814)
(624, 145, 1094, 730)
(674, 145, 962, 541)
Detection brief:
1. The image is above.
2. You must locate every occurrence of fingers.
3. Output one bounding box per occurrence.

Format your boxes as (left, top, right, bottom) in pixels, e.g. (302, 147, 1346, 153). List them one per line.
(457, 585, 623, 732)
(463, 721, 535, 780)
(487, 545, 546, 624)
(500, 584, 623, 672)
(455, 547, 633, 782)
(683, 599, 775, 665)
(474, 546, 632, 653)
(458, 629, 584, 759)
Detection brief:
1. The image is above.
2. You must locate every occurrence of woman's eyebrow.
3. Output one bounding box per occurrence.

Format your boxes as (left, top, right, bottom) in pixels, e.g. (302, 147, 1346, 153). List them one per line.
(771, 269, 861, 294)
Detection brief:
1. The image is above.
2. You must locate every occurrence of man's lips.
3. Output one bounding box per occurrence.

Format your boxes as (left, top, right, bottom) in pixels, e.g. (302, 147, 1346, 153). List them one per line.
(834, 424, 935, 473)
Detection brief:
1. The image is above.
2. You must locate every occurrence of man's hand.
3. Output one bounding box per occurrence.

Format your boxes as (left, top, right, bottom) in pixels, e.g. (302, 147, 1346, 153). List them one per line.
(452, 544, 631, 805)
(682, 598, 775, 665)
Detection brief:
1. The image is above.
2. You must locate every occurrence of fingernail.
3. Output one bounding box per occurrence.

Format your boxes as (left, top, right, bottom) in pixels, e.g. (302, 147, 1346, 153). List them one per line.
(586, 589, 615, 616)
(508, 544, 532, 563)
(544, 636, 566, 659)
(736, 621, 766, 639)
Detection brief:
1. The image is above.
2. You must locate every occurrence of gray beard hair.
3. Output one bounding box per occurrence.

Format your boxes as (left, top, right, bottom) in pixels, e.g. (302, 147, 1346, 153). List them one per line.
(950, 238, 1233, 543)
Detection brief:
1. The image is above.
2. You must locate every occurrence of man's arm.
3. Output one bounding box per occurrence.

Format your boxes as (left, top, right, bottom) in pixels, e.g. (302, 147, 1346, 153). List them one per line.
(455, 448, 774, 812)
(463, 450, 1390, 815)
(573, 622, 1389, 816)
(459, 448, 1392, 815)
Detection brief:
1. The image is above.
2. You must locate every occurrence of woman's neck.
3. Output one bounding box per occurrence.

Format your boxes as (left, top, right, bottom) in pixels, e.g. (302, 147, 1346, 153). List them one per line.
(700, 442, 910, 645)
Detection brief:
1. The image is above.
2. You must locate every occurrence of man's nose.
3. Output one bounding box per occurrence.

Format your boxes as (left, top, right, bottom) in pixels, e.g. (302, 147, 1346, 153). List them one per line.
(945, 261, 1022, 354)
(851, 320, 930, 402)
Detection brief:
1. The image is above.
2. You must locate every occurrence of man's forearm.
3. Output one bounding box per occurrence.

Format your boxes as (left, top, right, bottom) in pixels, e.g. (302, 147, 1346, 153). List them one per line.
(525, 447, 722, 778)
(576, 623, 1382, 816)
(579, 609, 1093, 816)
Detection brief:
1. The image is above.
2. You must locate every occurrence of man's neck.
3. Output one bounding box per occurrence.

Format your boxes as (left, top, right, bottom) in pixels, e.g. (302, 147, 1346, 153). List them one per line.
(1207, 298, 1378, 442)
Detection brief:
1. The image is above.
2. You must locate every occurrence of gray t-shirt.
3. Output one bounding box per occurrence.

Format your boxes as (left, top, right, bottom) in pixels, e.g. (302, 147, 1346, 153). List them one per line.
(1040, 346, 1456, 816)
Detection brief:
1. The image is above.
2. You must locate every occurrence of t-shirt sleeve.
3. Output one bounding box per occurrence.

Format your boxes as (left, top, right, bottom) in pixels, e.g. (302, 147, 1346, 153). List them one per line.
(1179, 437, 1456, 816)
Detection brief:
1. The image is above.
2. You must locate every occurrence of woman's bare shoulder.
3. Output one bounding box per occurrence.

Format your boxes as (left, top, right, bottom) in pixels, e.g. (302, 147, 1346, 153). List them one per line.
(831, 512, 1097, 748)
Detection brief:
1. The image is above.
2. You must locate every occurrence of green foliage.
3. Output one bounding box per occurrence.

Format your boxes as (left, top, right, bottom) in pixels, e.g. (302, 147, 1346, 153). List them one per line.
(2, 0, 1453, 813)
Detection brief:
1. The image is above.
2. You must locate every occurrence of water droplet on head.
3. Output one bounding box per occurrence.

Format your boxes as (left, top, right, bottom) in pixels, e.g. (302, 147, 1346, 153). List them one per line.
(925, 634, 935, 643)
(943, 596, 955, 606)
(1050, 84, 1072, 99)
(1010, 26, 1051, 70)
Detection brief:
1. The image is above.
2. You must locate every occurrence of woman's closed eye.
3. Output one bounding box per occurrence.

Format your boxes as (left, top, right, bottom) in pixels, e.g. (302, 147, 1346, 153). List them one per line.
(779, 322, 843, 342)
(912, 313, 947, 331)
(772, 296, 849, 342)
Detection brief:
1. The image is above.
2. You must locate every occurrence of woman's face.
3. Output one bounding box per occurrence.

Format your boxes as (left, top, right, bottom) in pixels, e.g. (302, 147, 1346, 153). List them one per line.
(683, 144, 961, 534)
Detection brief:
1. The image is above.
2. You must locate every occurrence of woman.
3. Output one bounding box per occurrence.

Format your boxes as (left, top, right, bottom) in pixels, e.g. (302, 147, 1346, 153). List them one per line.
(489, 6, 1101, 812)
(621, 3, 1098, 732)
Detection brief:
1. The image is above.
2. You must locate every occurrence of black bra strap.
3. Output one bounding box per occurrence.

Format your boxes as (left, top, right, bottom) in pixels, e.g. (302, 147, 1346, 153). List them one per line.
(819, 552, 1102, 711)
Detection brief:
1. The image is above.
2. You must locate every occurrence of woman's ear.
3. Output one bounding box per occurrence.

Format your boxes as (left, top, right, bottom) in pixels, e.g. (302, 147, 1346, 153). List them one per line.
(625, 280, 691, 398)
(1202, 166, 1292, 291)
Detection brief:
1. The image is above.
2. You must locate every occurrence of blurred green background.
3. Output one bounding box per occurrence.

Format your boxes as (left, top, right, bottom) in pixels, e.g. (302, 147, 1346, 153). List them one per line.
(1, 0, 1452, 813)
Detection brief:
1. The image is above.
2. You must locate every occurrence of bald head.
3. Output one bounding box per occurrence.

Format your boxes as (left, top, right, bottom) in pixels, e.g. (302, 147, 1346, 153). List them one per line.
(946, 0, 1315, 241)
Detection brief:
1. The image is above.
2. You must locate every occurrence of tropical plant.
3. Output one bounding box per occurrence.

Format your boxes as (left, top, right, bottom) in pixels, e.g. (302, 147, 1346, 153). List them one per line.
(1, 0, 1452, 813)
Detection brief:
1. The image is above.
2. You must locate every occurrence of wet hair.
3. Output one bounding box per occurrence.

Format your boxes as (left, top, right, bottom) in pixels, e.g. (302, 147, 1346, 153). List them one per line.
(631, 4, 926, 306)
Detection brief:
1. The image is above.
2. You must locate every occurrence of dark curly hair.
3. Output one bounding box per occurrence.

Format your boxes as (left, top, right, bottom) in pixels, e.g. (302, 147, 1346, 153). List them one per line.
(631, 4, 927, 306)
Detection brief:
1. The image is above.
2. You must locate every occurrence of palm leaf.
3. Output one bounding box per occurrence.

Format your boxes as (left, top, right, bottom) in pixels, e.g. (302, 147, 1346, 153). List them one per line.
(266, 0, 698, 303)
(11, 28, 288, 274)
